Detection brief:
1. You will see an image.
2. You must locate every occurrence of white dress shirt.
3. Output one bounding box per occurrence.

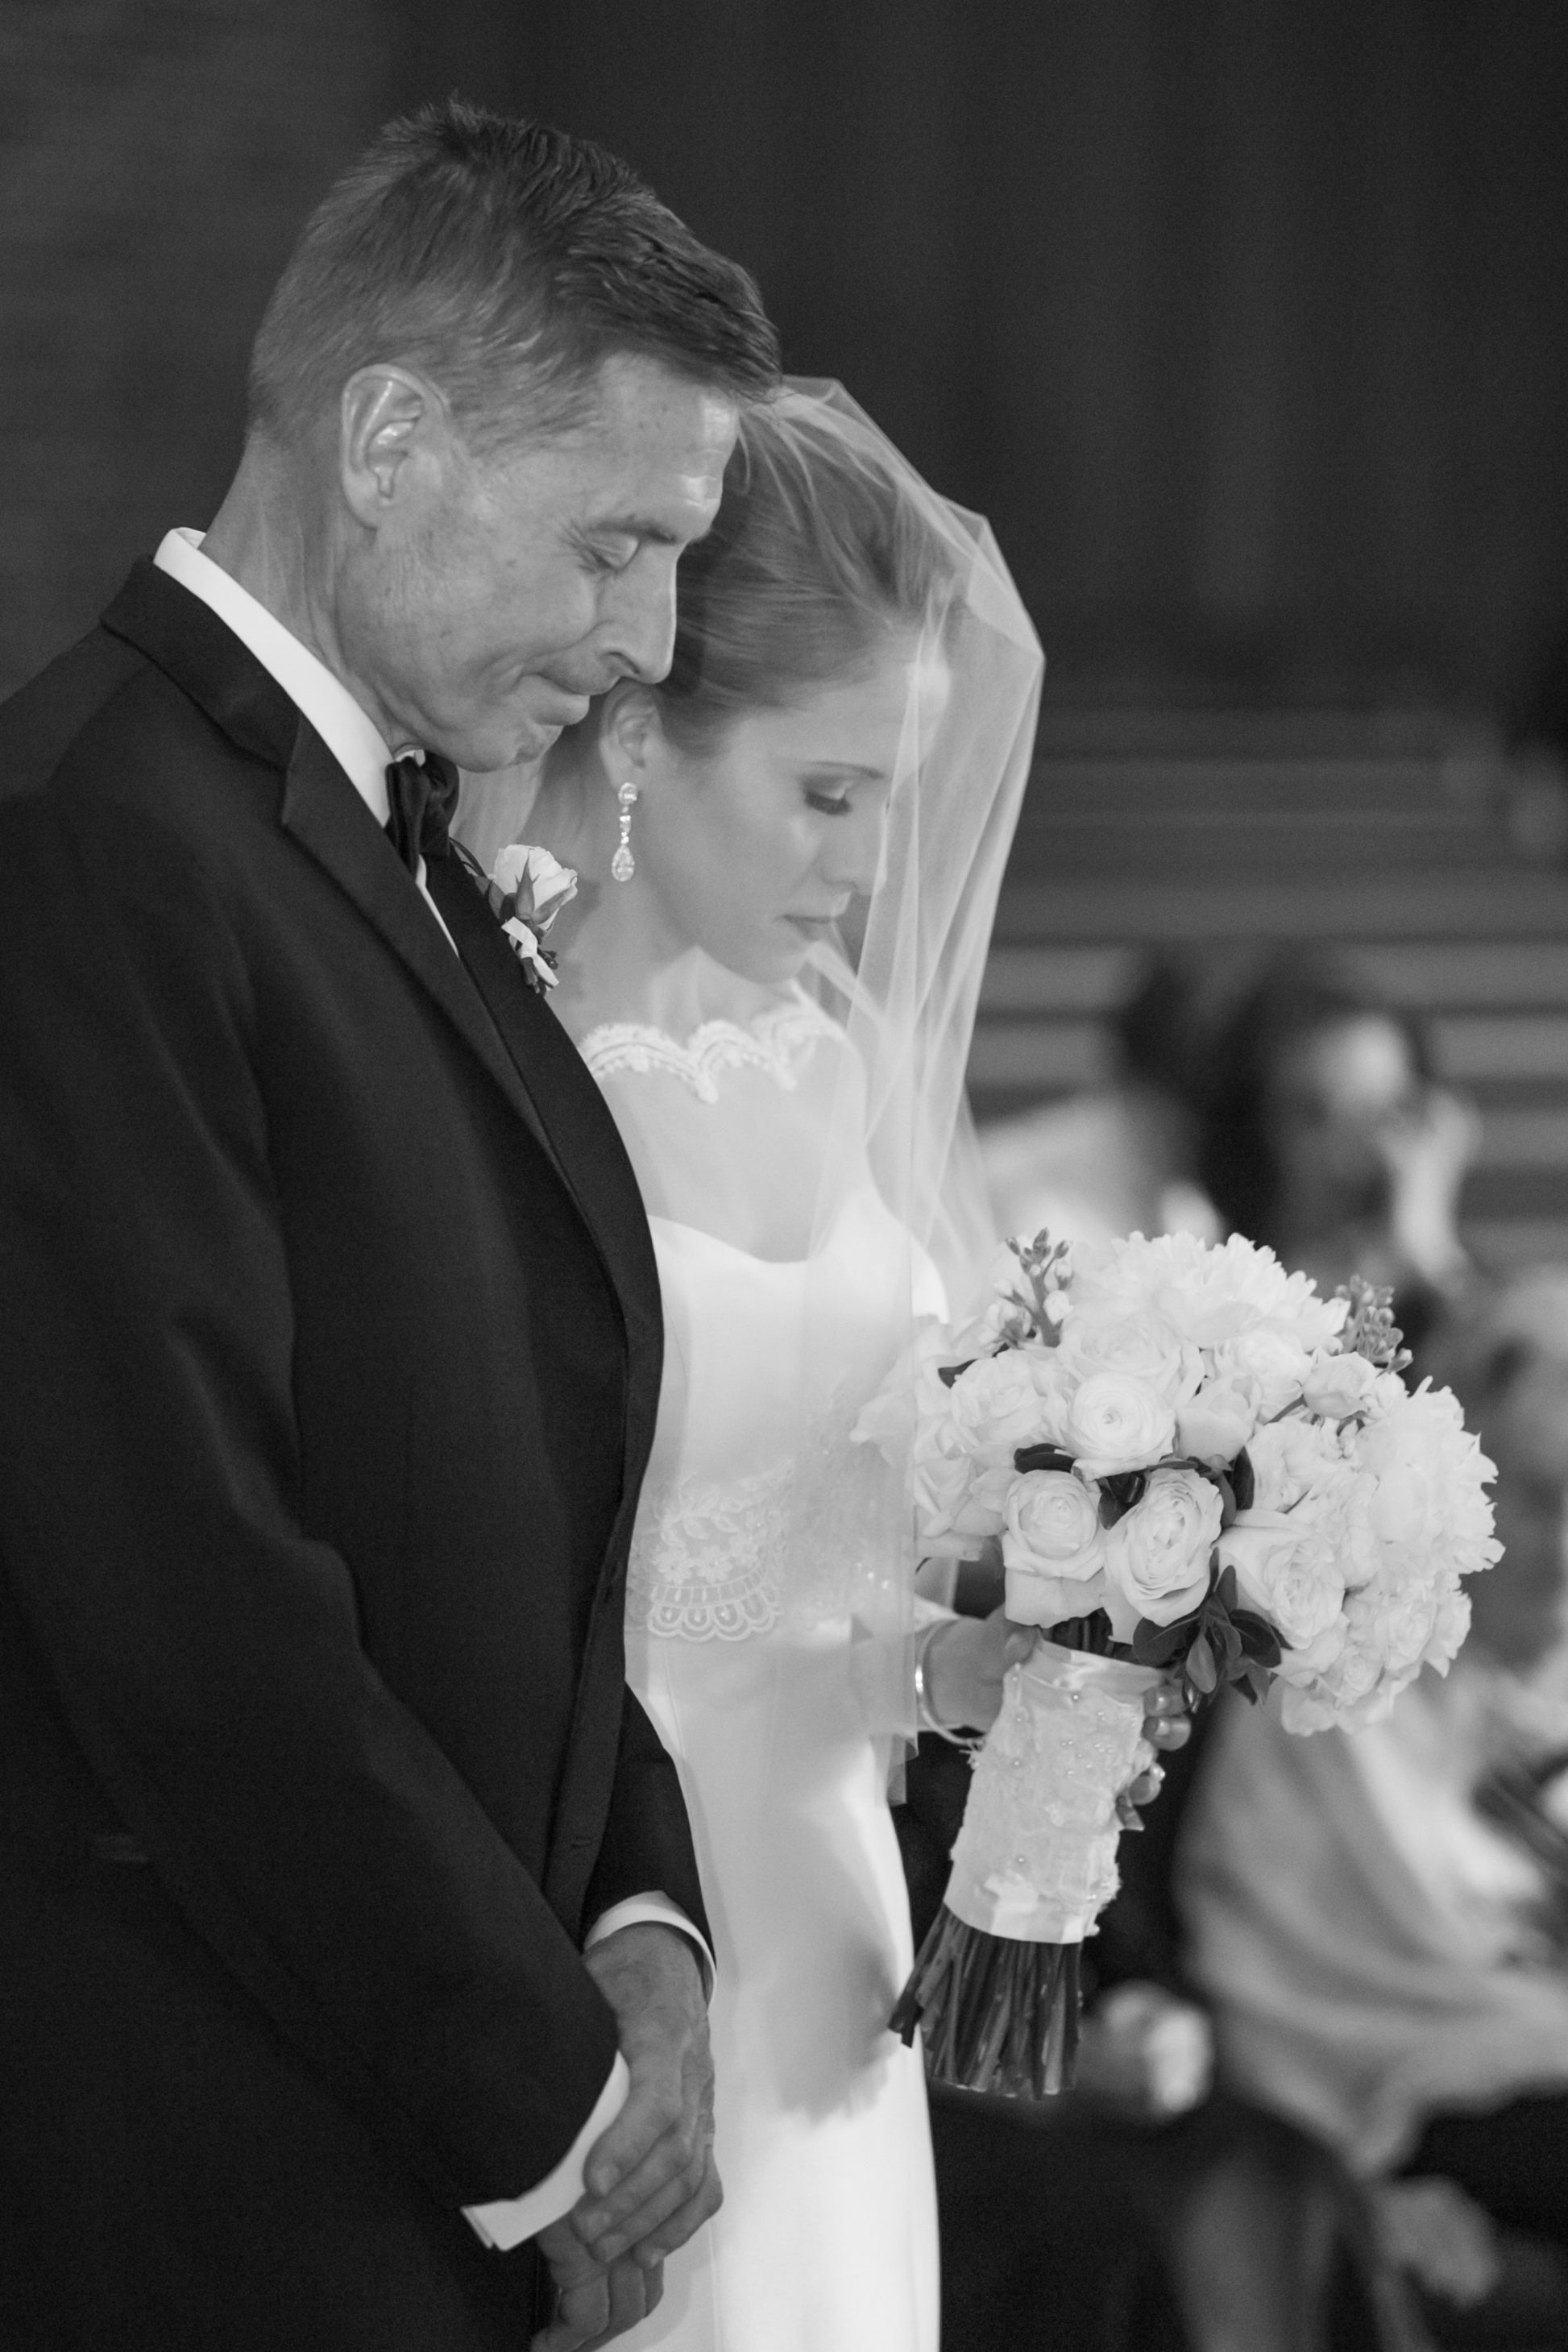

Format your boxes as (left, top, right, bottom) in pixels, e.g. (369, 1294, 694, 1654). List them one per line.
(152, 530, 711, 2248)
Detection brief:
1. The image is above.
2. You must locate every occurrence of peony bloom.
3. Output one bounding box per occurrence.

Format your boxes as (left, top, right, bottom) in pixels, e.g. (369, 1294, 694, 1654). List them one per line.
(1101, 1464, 1222, 1636)
(1002, 1469, 1107, 1624)
(1060, 1370, 1176, 1480)
(1068, 1230, 1345, 1355)
(1217, 1510, 1346, 1649)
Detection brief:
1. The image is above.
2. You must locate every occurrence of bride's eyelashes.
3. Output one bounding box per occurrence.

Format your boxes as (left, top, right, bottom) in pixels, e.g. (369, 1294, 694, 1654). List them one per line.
(806, 789, 852, 816)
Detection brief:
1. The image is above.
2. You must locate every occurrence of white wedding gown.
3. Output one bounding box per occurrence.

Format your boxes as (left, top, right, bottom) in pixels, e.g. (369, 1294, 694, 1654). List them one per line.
(584, 1006, 940, 2352)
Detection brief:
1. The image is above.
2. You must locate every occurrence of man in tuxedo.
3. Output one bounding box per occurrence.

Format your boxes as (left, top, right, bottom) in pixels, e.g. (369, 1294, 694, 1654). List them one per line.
(0, 102, 778, 2350)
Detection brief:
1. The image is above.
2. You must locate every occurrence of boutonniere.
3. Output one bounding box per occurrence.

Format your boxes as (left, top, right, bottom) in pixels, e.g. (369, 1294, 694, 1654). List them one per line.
(483, 844, 579, 993)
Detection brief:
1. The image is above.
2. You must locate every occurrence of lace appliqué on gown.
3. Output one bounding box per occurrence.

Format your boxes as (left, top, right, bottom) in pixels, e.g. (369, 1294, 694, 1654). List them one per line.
(581, 993, 840, 1102)
(626, 1458, 790, 1640)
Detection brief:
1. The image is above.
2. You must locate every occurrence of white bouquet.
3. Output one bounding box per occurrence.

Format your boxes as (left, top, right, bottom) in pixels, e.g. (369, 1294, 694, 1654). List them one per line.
(861, 1228, 1500, 2097)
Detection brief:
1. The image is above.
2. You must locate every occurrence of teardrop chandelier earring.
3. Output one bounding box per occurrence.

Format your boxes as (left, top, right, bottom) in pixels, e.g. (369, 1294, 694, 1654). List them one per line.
(611, 778, 639, 882)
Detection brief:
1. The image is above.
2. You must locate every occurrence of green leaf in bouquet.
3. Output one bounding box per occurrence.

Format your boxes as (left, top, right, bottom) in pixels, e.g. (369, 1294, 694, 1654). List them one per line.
(937, 1357, 977, 1390)
(1014, 1441, 1077, 1475)
(1097, 1470, 1148, 1527)
(1187, 1632, 1219, 1694)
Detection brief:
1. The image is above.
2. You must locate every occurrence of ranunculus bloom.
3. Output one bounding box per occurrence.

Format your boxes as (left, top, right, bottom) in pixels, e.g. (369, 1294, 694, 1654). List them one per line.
(1101, 1463, 1222, 1635)
(1060, 1371, 1176, 1479)
(1002, 1468, 1108, 1626)
(1217, 1510, 1346, 1649)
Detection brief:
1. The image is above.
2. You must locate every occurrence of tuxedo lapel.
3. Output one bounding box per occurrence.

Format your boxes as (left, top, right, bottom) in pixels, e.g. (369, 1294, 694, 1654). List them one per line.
(425, 853, 663, 1370)
(276, 732, 568, 1178)
(101, 561, 564, 1176)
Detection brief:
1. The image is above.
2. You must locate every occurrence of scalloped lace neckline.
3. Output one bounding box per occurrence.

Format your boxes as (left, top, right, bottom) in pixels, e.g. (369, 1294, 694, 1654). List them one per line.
(580, 989, 840, 1103)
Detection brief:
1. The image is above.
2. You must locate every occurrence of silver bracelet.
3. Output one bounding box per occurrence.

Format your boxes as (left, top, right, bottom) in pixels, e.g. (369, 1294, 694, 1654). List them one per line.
(913, 1618, 969, 1742)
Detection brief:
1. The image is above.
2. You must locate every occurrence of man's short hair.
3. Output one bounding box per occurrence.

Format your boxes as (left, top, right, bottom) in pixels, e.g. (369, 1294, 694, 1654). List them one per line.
(248, 99, 779, 451)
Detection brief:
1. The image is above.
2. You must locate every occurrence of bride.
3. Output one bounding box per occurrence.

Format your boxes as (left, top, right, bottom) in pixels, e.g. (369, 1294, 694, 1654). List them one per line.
(486, 385, 1043, 2349)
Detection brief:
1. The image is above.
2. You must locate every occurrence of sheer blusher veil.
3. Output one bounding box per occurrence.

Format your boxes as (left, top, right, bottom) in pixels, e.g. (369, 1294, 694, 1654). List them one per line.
(500, 381, 1043, 1744)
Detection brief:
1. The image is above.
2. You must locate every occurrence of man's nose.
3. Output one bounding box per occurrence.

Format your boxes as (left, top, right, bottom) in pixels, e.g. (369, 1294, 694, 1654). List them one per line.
(601, 560, 679, 686)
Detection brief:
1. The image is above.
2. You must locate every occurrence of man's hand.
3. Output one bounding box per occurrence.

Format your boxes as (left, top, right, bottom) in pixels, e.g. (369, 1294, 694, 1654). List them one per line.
(568, 1923, 721, 2271)
(531, 2218, 663, 2352)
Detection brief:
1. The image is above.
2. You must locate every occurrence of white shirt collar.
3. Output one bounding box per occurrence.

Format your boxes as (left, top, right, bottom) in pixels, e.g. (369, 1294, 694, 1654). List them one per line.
(153, 529, 396, 824)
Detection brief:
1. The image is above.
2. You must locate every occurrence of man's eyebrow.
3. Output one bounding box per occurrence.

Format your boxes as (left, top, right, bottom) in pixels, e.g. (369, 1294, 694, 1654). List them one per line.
(594, 513, 699, 546)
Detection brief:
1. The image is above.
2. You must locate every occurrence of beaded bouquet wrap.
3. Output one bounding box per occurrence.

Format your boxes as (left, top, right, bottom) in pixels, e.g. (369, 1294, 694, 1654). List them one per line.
(857, 1228, 1502, 2098)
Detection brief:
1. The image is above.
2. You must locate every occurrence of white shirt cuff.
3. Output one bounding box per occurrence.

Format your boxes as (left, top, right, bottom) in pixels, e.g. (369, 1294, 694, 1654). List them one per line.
(585, 1893, 716, 2000)
(460, 1897, 712, 2252)
(463, 2051, 630, 2252)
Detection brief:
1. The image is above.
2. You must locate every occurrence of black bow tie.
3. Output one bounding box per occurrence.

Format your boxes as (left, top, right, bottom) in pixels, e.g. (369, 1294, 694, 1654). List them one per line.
(384, 753, 460, 874)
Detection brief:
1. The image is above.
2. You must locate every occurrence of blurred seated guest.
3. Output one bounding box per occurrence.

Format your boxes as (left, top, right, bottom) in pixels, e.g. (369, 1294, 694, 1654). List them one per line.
(1180, 1271, 1568, 2321)
(1195, 948, 1477, 1363)
(980, 950, 1222, 1249)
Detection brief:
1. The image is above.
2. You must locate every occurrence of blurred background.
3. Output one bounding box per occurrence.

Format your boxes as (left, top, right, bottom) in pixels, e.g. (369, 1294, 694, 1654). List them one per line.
(6, 0, 1568, 1271)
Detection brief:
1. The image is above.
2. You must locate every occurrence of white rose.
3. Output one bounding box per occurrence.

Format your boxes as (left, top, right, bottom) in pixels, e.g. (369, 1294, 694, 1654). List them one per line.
(912, 1454, 1014, 1549)
(911, 1450, 976, 1540)
(1058, 1312, 1200, 1408)
(492, 841, 578, 923)
(1217, 1325, 1314, 1419)
(1300, 1347, 1383, 1421)
(1060, 1371, 1176, 1480)
(1002, 1470, 1107, 1625)
(947, 1348, 1066, 1460)
(1176, 1372, 1261, 1466)
(1217, 1510, 1346, 1649)
(1101, 1464, 1222, 1635)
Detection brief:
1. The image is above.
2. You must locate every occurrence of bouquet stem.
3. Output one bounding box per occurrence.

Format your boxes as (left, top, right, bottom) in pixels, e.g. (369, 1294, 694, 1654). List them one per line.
(892, 1910, 1081, 2097)
(894, 1636, 1159, 2100)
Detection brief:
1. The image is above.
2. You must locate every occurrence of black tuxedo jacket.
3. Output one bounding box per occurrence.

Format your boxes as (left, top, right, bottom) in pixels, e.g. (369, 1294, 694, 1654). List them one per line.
(0, 562, 703, 2349)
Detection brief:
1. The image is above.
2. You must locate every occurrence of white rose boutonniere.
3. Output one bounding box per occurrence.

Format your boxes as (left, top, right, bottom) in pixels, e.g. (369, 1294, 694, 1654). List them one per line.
(484, 844, 579, 992)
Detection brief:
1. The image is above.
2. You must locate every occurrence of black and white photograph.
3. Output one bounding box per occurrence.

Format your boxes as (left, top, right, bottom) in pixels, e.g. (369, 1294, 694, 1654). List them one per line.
(4, 6, 1568, 2350)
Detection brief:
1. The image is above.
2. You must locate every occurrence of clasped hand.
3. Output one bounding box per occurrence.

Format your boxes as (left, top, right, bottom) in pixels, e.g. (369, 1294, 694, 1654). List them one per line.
(532, 1923, 721, 2352)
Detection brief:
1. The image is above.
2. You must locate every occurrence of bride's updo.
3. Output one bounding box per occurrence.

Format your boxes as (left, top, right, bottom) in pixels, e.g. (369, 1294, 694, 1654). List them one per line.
(652, 396, 956, 739)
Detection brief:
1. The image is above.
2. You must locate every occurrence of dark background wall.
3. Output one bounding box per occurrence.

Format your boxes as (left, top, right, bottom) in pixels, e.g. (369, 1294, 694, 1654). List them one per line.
(5, 0, 1568, 713)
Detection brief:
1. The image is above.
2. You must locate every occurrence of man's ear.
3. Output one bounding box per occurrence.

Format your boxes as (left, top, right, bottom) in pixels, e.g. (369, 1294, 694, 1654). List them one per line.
(339, 367, 445, 527)
(596, 682, 666, 787)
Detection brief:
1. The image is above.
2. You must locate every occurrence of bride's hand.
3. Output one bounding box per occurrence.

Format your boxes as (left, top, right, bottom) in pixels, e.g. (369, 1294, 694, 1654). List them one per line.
(923, 1616, 1196, 1763)
(921, 1607, 1037, 1732)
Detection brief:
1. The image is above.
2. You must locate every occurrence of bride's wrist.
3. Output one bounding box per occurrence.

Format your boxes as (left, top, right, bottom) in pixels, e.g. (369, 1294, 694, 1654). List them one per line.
(914, 1617, 969, 1740)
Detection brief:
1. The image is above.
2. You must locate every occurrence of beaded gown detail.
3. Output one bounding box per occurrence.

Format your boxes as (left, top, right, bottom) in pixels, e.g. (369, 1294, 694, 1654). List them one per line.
(583, 1003, 940, 2352)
